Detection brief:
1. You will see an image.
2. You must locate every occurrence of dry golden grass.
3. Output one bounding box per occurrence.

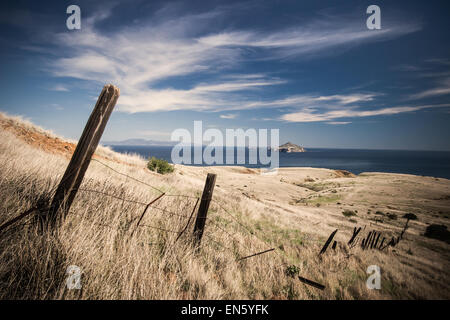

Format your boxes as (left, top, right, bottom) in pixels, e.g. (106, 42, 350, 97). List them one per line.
(0, 113, 449, 299)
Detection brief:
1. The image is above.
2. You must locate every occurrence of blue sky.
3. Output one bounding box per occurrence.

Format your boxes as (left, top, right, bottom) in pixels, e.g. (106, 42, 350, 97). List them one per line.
(0, 0, 449, 150)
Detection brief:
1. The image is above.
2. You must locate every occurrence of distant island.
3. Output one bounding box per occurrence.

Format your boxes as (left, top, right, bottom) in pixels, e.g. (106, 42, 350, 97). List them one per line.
(278, 142, 305, 153)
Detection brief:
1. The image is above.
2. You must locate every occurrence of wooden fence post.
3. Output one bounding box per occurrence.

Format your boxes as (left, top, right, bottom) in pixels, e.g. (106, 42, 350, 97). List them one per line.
(193, 173, 216, 246)
(319, 229, 338, 255)
(46, 84, 120, 226)
(363, 231, 373, 250)
(373, 232, 381, 249)
(348, 227, 361, 245)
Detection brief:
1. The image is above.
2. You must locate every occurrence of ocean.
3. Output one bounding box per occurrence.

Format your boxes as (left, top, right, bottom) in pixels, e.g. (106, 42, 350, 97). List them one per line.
(107, 145, 450, 179)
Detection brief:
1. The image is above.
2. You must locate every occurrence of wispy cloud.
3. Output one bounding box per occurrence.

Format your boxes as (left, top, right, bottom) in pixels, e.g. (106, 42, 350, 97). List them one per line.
(49, 84, 69, 92)
(220, 114, 237, 119)
(41, 5, 420, 114)
(198, 23, 419, 59)
(408, 77, 450, 100)
(394, 64, 425, 72)
(226, 93, 378, 111)
(426, 58, 450, 66)
(327, 121, 351, 125)
(281, 103, 450, 123)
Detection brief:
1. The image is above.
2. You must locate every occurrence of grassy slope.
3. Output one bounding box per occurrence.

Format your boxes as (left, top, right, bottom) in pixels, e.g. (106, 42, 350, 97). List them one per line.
(0, 112, 449, 299)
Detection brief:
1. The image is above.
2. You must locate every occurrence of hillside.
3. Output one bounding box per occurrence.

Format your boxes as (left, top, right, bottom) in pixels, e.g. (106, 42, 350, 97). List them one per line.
(0, 112, 449, 299)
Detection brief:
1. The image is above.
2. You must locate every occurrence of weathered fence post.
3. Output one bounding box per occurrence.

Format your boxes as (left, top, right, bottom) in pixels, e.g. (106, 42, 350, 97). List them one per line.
(193, 173, 217, 246)
(378, 237, 385, 250)
(45, 84, 120, 226)
(363, 231, 373, 250)
(373, 232, 381, 249)
(332, 241, 337, 250)
(370, 231, 378, 249)
(348, 227, 361, 245)
(319, 229, 338, 255)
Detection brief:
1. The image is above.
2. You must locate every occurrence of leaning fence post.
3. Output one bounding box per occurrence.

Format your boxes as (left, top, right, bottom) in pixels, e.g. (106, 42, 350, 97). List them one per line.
(363, 231, 373, 250)
(319, 229, 338, 255)
(193, 173, 217, 246)
(45, 84, 120, 227)
(348, 227, 361, 245)
(378, 237, 385, 250)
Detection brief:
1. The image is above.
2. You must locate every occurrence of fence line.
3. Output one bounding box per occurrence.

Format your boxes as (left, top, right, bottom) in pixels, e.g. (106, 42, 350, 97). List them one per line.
(91, 158, 198, 199)
(175, 198, 199, 242)
(211, 199, 256, 236)
(209, 220, 254, 252)
(91, 158, 165, 194)
(132, 193, 166, 235)
(68, 210, 182, 235)
(76, 188, 198, 220)
(80, 184, 272, 260)
(78, 188, 148, 205)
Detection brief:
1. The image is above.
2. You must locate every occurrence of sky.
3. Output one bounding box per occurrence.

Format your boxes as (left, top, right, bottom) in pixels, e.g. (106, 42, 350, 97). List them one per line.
(0, 0, 449, 150)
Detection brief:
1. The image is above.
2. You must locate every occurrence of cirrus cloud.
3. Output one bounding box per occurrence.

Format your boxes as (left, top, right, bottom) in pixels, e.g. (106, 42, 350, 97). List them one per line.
(41, 4, 421, 114)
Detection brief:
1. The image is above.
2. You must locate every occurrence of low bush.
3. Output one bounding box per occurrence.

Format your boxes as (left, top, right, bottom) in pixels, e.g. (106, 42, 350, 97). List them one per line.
(147, 156, 174, 174)
(424, 224, 450, 244)
(342, 210, 357, 217)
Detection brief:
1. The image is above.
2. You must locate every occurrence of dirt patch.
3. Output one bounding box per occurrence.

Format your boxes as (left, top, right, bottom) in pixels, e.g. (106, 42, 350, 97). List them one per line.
(334, 169, 356, 178)
(0, 116, 125, 165)
(232, 167, 258, 174)
(1, 119, 76, 157)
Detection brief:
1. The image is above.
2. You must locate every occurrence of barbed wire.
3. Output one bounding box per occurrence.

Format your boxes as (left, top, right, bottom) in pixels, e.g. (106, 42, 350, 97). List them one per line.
(91, 158, 165, 194)
(76, 187, 198, 221)
(211, 199, 256, 236)
(137, 223, 182, 234)
(91, 158, 198, 199)
(210, 199, 278, 252)
(208, 219, 253, 253)
(2, 157, 275, 263)
(78, 188, 147, 206)
(202, 233, 236, 253)
(77, 184, 265, 258)
(164, 194, 199, 199)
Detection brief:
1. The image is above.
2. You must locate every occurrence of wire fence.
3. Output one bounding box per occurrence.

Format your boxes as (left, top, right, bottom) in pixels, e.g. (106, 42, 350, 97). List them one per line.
(90, 158, 276, 259)
(0, 153, 409, 292)
(0, 157, 275, 264)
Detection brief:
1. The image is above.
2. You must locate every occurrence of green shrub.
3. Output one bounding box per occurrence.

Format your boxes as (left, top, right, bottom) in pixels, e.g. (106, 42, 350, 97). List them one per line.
(387, 213, 397, 220)
(342, 210, 357, 217)
(285, 265, 300, 278)
(147, 156, 174, 174)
